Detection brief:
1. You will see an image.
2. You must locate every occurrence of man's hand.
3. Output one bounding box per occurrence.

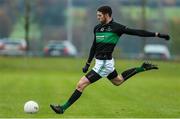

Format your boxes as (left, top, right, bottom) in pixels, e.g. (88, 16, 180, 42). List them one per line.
(157, 33, 170, 41)
(82, 63, 90, 73)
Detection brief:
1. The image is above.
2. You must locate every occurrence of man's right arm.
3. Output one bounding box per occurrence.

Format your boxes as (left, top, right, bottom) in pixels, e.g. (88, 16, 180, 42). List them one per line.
(87, 37, 96, 64)
(82, 34, 96, 73)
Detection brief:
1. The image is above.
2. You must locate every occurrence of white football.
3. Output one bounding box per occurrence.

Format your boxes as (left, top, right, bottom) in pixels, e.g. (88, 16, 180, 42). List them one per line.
(24, 101, 39, 113)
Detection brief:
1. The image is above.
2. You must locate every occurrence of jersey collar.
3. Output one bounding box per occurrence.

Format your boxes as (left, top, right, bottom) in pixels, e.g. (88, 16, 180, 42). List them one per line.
(101, 19, 113, 26)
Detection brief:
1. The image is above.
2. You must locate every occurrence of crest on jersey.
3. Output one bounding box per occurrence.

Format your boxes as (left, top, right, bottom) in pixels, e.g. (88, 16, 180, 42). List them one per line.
(100, 27, 104, 31)
(107, 26, 112, 31)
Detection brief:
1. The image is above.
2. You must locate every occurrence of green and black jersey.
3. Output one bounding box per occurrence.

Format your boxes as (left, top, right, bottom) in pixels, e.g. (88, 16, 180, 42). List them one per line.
(87, 20, 156, 63)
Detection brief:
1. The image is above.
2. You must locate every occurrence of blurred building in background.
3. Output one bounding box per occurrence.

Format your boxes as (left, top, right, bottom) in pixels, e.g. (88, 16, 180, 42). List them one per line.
(0, 0, 179, 59)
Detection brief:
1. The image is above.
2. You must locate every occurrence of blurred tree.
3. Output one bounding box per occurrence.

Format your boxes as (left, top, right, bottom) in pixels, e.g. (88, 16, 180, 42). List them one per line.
(170, 21, 180, 55)
(0, 0, 5, 5)
(34, 0, 66, 26)
(164, 0, 176, 6)
(24, 0, 30, 51)
(0, 9, 12, 38)
(141, 0, 147, 57)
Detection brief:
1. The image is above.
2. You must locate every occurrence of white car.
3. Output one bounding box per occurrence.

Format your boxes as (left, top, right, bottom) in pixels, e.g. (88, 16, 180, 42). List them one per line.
(44, 40, 77, 57)
(0, 38, 27, 56)
(144, 44, 171, 60)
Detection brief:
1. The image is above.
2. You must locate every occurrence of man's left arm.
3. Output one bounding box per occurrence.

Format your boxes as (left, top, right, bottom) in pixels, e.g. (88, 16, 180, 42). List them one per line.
(122, 27, 170, 40)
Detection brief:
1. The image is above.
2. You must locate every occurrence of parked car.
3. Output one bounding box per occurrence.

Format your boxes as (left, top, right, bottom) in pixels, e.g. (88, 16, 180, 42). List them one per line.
(44, 40, 77, 57)
(0, 38, 27, 56)
(144, 44, 171, 60)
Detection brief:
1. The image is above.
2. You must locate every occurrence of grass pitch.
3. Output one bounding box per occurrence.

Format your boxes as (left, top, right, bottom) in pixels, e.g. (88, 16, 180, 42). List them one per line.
(0, 57, 180, 118)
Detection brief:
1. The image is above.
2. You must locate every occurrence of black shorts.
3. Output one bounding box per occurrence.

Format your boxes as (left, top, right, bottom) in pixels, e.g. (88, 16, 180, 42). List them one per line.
(85, 70, 102, 83)
(107, 69, 118, 80)
(85, 69, 118, 83)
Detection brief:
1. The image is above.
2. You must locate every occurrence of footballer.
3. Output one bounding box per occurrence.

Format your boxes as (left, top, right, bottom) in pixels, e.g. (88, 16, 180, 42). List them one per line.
(50, 6, 170, 114)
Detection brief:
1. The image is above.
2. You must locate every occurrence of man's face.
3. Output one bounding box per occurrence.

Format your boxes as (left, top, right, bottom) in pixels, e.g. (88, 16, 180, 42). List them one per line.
(97, 11, 107, 24)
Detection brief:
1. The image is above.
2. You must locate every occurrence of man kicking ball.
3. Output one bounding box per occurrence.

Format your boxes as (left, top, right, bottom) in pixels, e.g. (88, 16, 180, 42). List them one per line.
(50, 6, 170, 114)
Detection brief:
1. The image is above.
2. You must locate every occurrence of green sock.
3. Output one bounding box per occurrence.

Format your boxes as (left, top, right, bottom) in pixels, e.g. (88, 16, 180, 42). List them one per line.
(61, 102, 70, 111)
(136, 67, 145, 73)
(61, 89, 82, 111)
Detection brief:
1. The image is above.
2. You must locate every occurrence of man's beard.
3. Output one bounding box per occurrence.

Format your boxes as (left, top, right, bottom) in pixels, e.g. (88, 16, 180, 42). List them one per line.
(100, 19, 107, 24)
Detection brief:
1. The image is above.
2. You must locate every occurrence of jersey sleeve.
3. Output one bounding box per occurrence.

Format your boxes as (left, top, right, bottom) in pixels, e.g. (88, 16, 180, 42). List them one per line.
(121, 25, 156, 37)
(87, 28, 96, 64)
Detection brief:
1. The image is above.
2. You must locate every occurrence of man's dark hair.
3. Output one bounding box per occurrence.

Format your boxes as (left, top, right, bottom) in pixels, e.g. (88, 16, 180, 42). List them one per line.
(97, 6, 112, 17)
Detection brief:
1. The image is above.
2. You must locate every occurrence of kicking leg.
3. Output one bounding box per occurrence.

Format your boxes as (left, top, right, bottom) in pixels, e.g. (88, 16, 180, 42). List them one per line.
(110, 75, 124, 86)
(122, 62, 158, 80)
(108, 62, 158, 86)
(107, 70, 124, 86)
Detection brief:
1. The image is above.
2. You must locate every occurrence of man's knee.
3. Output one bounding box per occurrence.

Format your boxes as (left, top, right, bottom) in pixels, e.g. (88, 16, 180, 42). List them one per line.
(76, 81, 84, 91)
(113, 82, 120, 86)
(111, 75, 124, 86)
(112, 80, 122, 86)
(76, 76, 90, 92)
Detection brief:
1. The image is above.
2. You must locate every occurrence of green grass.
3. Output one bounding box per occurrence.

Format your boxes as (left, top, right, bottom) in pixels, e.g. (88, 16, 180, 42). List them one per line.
(0, 57, 180, 118)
